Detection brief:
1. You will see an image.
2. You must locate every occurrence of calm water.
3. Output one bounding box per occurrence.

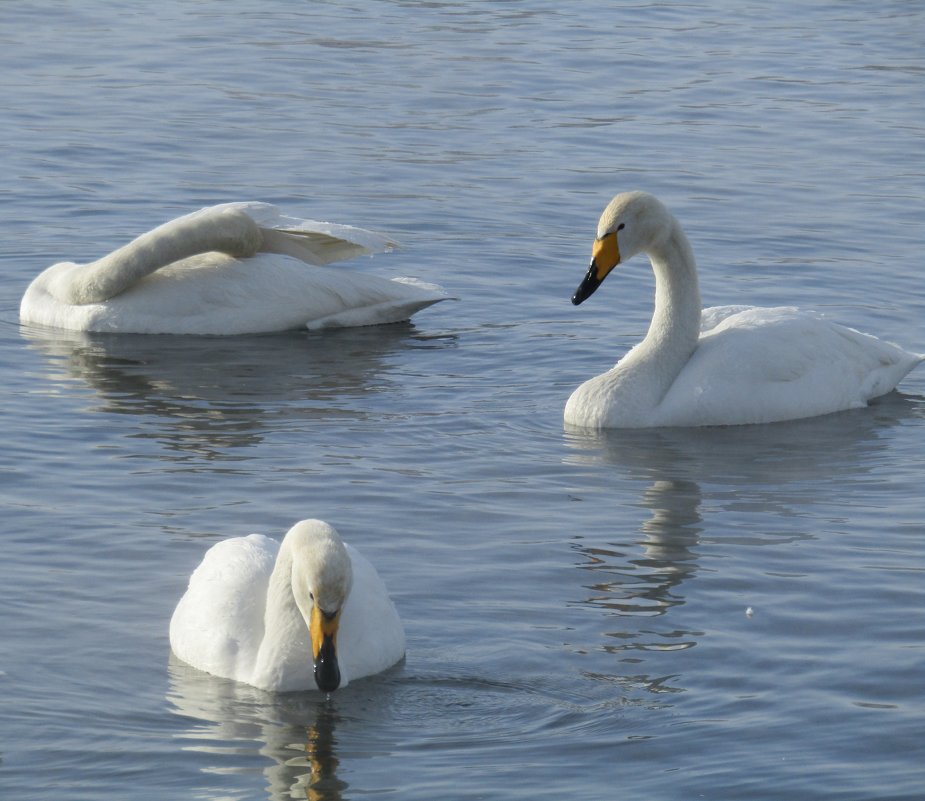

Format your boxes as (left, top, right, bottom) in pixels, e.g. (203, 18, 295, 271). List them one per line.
(1, 2, 924, 799)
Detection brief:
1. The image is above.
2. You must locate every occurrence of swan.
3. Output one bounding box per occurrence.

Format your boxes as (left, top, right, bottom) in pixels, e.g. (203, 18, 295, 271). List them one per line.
(20, 202, 451, 334)
(169, 519, 405, 692)
(565, 191, 923, 428)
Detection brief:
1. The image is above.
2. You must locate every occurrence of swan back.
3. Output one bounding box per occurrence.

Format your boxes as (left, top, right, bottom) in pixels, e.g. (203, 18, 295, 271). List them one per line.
(169, 534, 277, 681)
(49, 206, 265, 305)
(659, 306, 923, 426)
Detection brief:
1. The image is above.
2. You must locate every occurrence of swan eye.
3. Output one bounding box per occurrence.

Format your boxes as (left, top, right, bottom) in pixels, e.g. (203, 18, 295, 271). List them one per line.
(617, 223, 625, 231)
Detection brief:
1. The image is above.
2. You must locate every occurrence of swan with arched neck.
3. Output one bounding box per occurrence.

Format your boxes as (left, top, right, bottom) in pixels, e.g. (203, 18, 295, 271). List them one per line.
(565, 191, 922, 428)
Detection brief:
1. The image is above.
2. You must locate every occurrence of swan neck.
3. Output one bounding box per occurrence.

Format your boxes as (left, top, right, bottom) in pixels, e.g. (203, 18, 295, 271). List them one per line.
(645, 217, 701, 355)
(597, 216, 703, 418)
(62, 207, 264, 304)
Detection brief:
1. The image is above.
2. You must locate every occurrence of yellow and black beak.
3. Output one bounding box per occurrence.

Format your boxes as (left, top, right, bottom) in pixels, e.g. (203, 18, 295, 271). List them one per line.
(572, 232, 621, 306)
(310, 605, 341, 693)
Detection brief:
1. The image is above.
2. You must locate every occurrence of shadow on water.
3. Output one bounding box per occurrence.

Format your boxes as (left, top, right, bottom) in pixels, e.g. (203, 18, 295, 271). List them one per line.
(20, 323, 456, 458)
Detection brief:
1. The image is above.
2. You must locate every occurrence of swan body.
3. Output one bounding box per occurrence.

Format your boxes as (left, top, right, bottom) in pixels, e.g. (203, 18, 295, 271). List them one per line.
(21, 203, 451, 334)
(169, 519, 405, 692)
(566, 191, 922, 428)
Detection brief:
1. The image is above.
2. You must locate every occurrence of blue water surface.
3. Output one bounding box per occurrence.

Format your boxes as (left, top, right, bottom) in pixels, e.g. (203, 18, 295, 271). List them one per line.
(1, 2, 923, 799)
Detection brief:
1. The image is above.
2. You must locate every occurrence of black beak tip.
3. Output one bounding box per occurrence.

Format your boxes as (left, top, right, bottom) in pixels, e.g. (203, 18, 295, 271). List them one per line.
(572, 262, 601, 306)
(314, 661, 341, 693)
(313, 636, 341, 693)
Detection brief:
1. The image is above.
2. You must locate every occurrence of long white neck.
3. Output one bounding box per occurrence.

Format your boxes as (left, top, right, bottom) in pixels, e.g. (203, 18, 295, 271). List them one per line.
(613, 218, 702, 406)
(57, 207, 263, 305)
(646, 217, 701, 360)
(251, 540, 313, 689)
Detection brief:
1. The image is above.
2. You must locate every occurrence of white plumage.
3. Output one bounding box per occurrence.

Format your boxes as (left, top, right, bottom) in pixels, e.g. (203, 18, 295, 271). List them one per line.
(21, 202, 450, 334)
(566, 191, 922, 428)
(169, 519, 405, 693)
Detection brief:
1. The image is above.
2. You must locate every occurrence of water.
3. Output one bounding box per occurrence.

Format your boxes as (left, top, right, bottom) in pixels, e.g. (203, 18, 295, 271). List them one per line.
(1, 2, 923, 799)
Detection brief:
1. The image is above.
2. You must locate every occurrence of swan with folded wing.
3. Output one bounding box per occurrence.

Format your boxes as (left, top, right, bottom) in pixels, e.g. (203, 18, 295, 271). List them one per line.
(565, 191, 922, 428)
(21, 202, 451, 334)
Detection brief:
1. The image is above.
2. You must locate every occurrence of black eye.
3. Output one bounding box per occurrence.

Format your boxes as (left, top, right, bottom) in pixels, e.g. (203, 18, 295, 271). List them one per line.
(617, 223, 625, 231)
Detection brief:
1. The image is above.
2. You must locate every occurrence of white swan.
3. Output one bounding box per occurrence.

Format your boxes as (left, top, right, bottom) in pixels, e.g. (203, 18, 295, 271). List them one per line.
(565, 191, 923, 428)
(20, 202, 451, 334)
(169, 519, 405, 692)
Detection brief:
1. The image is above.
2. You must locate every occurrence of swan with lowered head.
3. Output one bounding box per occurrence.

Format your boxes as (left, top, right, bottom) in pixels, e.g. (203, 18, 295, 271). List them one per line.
(169, 519, 405, 692)
(21, 202, 451, 334)
(565, 191, 922, 428)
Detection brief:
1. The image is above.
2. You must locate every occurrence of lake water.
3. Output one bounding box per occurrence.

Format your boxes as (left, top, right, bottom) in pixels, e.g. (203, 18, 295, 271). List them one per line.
(1, 2, 923, 799)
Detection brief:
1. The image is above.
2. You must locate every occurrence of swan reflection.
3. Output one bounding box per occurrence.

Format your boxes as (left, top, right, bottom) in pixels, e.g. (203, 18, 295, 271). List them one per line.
(570, 477, 703, 698)
(577, 479, 701, 620)
(167, 658, 348, 801)
(563, 392, 921, 489)
(562, 396, 921, 694)
(287, 709, 347, 801)
(22, 323, 455, 458)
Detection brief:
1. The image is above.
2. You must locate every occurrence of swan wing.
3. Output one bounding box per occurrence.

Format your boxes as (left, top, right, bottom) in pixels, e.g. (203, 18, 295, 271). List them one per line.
(699, 304, 762, 333)
(25, 252, 450, 334)
(211, 202, 398, 266)
(661, 307, 923, 425)
(337, 544, 406, 684)
(169, 534, 277, 681)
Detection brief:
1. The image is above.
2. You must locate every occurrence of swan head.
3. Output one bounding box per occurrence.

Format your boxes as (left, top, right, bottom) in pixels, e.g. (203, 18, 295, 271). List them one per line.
(286, 520, 354, 693)
(572, 191, 673, 305)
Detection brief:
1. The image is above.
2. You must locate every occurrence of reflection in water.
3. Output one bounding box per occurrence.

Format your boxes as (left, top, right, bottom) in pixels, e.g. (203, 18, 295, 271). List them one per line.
(562, 395, 922, 695)
(285, 706, 347, 801)
(571, 478, 703, 697)
(563, 392, 922, 490)
(577, 479, 702, 619)
(167, 658, 347, 801)
(22, 323, 455, 459)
